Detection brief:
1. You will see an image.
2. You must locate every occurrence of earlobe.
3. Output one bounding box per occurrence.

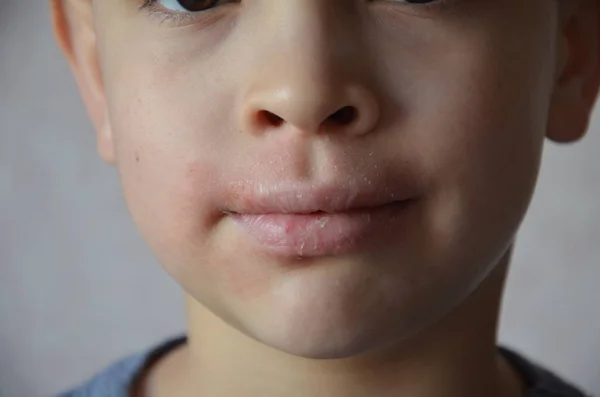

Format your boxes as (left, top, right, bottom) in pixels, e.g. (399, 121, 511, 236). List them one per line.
(546, 0, 600, 143)
(546, 86, 591, 144)
(51, 0, 115, 165)
(97, 115, 116, 165)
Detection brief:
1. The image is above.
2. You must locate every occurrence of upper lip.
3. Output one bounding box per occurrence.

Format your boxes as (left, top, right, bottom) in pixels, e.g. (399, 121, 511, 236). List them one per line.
(223, 177, 419, 215)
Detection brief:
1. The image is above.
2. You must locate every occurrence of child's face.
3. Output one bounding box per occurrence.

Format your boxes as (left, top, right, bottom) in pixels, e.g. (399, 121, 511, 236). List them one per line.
(59, 0, 596, 357)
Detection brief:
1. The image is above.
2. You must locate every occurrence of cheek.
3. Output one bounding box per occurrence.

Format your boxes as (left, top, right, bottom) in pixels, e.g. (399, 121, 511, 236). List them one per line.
(111, 103, 219, 269)
(106, 57, 218, 243)
(127, 161, 209, 244)
(396, 21, 554, 264)
(111, 107, 274, 300)
(103, 55, 267, 300)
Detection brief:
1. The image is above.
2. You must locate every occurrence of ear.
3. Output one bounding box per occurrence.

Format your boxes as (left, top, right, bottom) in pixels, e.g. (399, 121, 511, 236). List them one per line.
(51, 0, 115, 164)
(547, 0, 600, 143)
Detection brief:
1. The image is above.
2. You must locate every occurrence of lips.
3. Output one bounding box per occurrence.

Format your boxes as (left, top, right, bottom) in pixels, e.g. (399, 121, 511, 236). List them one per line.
(223, 179, 419, 257)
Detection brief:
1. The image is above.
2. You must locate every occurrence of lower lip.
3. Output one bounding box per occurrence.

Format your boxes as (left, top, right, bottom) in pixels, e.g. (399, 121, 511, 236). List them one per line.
(230, 200, 415, 257)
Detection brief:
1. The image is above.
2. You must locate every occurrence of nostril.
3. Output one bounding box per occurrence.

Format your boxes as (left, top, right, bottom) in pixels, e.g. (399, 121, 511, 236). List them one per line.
(259, 110, 284, 127)
(328, 106, 357, 125)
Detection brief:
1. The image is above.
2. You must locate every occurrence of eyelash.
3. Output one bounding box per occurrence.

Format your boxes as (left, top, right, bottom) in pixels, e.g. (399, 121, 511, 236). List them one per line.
(139, 0, 449, 26)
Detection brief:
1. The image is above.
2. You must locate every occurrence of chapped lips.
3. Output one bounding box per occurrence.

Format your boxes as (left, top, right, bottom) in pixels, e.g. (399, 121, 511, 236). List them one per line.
(223, 179, 419, 257)
(222, 179, 417, 215)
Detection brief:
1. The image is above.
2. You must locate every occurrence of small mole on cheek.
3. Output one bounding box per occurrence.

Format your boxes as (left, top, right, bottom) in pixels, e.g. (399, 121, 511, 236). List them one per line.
(135, 153, 140, 163)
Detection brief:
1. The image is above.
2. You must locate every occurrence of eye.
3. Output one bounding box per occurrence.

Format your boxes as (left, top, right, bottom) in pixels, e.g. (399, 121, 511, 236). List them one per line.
(149, 0, 222, 13)
(151, 0, 445, 13)
(142, 0, 450, 24)
(388, 0, 452, 13)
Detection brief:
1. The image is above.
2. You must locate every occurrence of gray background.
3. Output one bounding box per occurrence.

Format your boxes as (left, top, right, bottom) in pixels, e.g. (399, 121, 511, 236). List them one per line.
(1, 2, 599, 397)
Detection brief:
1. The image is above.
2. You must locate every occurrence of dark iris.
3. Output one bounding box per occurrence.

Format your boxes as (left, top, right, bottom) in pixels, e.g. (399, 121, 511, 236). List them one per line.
(175, 0, 220, 12)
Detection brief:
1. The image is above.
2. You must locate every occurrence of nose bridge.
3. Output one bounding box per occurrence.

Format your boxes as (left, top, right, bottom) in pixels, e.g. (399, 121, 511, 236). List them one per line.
(275, 2, 356, 86)
(237, 2, 380, 137)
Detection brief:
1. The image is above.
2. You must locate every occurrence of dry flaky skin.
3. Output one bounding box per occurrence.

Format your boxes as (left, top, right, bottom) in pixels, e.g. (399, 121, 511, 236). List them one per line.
(52, 1, 600, 396)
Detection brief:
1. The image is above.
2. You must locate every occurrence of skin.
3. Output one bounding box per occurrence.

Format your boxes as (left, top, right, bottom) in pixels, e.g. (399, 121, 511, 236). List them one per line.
(52, 0, 600, 396)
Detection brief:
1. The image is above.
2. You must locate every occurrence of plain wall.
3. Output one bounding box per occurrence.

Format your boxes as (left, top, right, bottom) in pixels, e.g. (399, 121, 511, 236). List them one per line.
(1, 2, 599, 396)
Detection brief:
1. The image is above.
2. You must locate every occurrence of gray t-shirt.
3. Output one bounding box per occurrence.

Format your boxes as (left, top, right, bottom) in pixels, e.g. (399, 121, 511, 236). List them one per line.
(57, 336, 592, 397)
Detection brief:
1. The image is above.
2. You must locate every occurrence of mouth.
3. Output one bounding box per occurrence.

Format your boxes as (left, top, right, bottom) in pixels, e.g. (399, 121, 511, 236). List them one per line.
(223, 182, 415, 215)
(223, 182, 419, 258)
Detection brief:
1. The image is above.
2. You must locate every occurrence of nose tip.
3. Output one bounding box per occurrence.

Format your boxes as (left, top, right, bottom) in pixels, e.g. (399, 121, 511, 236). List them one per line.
(241, 85, 381, 137)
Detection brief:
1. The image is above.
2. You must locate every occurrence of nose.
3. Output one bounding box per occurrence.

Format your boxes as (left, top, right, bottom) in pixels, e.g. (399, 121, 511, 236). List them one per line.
(237, 6, 381, 138)
(240, 82, 381, 138)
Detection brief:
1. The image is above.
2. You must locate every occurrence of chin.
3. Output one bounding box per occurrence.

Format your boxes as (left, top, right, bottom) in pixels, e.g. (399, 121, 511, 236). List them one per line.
(254, 325, 386, 360)
(214, 257, 434, 360)
(238, 293, 425, 360)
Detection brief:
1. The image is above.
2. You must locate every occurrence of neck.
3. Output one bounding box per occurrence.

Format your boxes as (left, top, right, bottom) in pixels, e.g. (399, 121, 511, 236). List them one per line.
(152, 250, 522, 397)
